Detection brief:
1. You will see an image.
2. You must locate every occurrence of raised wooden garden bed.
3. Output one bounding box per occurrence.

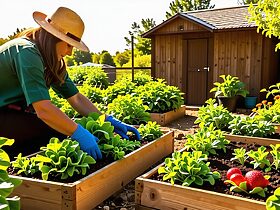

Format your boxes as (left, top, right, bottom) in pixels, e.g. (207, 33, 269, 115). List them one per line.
(135, 133, 280, 210)
(11, 130, 174, 210)
(150, 105, 186, 126)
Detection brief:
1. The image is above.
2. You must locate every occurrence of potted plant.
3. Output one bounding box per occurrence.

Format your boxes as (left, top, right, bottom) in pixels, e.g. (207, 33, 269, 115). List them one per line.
(210, 75, 249, 112)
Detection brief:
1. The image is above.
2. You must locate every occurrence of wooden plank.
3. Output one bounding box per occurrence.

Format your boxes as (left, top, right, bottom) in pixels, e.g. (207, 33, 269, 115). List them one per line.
(136, 177, 265, 210)
(225, 133, 280, 146)
(10, 130, 174, 210)
(150, 105, 186, 126)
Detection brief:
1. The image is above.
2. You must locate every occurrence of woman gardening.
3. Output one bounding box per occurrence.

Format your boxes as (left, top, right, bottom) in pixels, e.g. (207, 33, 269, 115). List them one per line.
(0, 7, 140, 159)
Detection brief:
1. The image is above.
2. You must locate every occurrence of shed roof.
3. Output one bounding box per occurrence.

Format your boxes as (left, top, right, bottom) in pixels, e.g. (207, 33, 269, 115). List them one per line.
(142, 5, 257, 38)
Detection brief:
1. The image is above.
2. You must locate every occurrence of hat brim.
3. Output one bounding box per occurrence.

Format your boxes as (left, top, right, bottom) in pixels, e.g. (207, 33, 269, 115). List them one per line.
(33, 11, 89, 52)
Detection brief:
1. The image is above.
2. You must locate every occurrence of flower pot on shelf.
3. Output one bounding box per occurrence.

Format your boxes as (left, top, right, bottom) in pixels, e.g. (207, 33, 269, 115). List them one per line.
(245, 96, 257, 109)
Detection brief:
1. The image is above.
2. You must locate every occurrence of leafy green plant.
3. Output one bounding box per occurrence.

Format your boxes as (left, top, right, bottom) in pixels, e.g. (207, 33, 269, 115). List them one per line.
(230, 148, 248, 166)
(266, 187, 280, 210)
(210, 75, 249, 98)
(138, 121, 163, 142)
(185, 123, 230, 156)
(158, 151, 220, 186)
(133, 72, 152, 86)
(106, 94, 151, 125)
(247, 146, 271, 171)
(260, 82, 280, 99)
(0, 137, 22, 210)
(75, 113, 141, 160)
(78, 84, 105, 104)
(68, 66, 88, 84)
(194, 98, 233, 130)
(253, 98, 280, 124)
(270, 144, 280, 170)
(134, 79, 184, 113)
(228, 115, 275, 137)
(84, 67, 109, 89)
(103, 79, 136, 104)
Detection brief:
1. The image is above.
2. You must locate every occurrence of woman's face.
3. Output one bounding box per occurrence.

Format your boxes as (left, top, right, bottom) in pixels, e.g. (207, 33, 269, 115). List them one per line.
(56, 41, 73, 61)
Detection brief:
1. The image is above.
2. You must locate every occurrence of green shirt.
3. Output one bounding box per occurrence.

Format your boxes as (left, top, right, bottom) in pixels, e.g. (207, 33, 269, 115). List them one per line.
(0, 38, 78, 107)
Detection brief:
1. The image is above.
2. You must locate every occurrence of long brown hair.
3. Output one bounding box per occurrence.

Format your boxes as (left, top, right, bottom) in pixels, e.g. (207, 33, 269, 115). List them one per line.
(17, 27, 66, 86)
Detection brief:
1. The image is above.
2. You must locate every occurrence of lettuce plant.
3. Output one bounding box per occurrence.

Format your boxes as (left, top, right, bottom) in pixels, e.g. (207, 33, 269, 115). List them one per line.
(75, 113, 140, 160)
(194, 98, 233, 130)
(185, 123, 230, 155)
(138, 121, 163, 142)
(134, 79, 184, 113)
(106, 94, 151, 125)
(270, 144, 280, 170)
(266, 187, 280, 210)
(0, 137, 22, 210)
(247, 146, 271, 171)
(158, 151, 220, 186)
(228, 115, 275, 137)
(230, 148, 248, 166)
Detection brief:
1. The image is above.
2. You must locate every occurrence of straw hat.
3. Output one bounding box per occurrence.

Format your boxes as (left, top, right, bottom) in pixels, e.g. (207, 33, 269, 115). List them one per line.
(33, 7, 89, 52)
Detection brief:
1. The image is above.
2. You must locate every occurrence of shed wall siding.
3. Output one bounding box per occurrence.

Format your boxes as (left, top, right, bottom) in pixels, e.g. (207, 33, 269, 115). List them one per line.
(213, 30, 263, 96)
(154, 35, 183, 91)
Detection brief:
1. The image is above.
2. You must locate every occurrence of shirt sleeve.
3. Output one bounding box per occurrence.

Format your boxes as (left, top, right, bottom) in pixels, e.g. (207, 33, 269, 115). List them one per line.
(14, 46, 50, 105)
(51, 73, 79, 99)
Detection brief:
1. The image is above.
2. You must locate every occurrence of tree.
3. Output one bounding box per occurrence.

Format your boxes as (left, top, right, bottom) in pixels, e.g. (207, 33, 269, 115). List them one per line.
(72, 48, 92, 65)
(114, 50, 130, 67)
(248, 0, 280, 51)
(124, 18, 156, 55)
(92, 53, 101, 64)
(99, 51, 115, 66)
(238, 0, 259, 4)
(166, 0, 215, 19)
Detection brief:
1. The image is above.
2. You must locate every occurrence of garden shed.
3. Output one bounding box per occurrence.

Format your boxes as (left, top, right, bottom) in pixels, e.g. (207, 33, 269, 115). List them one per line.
(142, 5, 280, 105)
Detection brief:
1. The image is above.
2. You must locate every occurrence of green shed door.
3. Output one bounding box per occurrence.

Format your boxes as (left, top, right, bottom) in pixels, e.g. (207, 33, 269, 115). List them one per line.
(186, 38, 209, 105)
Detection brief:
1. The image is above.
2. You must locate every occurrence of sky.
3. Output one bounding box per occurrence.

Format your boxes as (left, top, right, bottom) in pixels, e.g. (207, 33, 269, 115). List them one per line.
(0, 0, 238, 54)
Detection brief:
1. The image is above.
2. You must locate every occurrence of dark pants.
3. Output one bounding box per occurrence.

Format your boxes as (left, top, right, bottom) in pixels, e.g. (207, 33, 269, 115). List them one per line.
(0, 107, 66, 159)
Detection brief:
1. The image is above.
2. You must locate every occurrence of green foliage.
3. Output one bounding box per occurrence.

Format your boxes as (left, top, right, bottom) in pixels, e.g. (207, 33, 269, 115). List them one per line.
(210, 75, 249, 98)
(84, 68, 109, 89)
(224, 179, 268, 197)
(253, 98, 280, 123)
(158, 151, 220, 186)
(185, 123, 230, 156)
(99, 51, 115, 67)
(124, 18, 156, 55)
(0, 137, 22, 210)
(138, 121, 163, 142)
(228, 115, 275, 137)
(134, 79, 184, 113)
(248, 0, 280, 51)
(78, 84, 104, 104)
(166, 0, 215, 19)
(13, 138, 96, 181)
(69, 48, 92, 65)
(67, 66, 88, 84)
(75, 113, 140, 160)
(238, 0, 259, 4)
(123, 54, 152, 68)
(114, 50, 130, 67)
(194, 98, 234, 130)
(247, 146, 271, 171)
(106, 94, 151, 125)
(266, 187, 280, 210)
(260, 82, 280, 99)
(103, 79, 136, 104)
(270, 144, 280, 170)
(133, 72, 152, 86)
(230, 148, 248, 166)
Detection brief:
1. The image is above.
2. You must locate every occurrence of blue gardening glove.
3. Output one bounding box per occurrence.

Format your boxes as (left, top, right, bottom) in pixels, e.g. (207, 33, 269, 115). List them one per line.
(71, 124, 102, 160)
(106, 115, 141, 141)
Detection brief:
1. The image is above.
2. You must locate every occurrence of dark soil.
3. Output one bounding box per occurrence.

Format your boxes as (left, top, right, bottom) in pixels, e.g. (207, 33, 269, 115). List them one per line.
(151, 140, 280, 203)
